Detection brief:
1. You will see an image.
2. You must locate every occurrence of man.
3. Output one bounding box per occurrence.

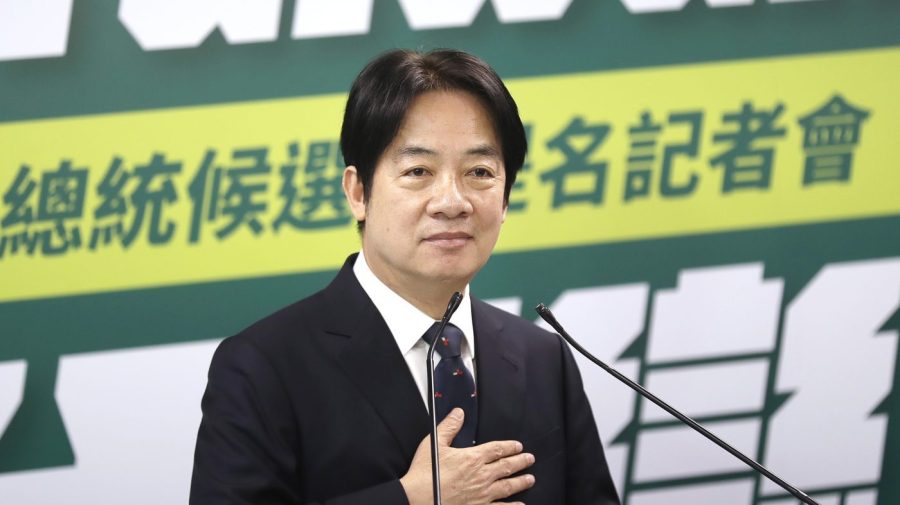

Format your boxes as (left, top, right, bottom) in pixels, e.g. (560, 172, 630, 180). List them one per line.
(191, 49, 620, 505)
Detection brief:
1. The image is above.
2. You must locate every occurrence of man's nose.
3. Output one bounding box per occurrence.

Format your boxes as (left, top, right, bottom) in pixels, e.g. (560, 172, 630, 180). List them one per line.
(428, 173, 474, 218)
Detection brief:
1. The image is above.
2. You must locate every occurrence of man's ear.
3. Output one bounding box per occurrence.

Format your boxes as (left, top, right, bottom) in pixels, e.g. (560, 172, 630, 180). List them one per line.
(501, 202, 508, 223)
(342, 165, 367, 222)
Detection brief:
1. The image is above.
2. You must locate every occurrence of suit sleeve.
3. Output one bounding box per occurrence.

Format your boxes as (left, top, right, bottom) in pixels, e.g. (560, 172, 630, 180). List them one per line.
(559, 337, 622, 505)
(189, 336, 410, 505)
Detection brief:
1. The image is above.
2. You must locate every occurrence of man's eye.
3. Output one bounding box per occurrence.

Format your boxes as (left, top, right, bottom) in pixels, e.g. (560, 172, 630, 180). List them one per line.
(406, 167, 427, 177)
(471, 167, 493, 178)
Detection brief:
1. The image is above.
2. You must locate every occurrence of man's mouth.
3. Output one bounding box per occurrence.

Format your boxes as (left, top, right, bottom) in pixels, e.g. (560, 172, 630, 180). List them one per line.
(424, 232, 473, 247)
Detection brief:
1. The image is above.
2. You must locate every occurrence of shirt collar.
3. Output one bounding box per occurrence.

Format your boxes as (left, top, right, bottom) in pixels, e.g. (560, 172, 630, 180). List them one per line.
(353, 250, 475, 357)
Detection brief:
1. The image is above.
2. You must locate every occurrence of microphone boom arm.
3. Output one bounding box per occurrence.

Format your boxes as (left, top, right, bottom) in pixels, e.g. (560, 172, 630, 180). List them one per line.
(427, 292, 464, 505)
(534, 303, 819, 505)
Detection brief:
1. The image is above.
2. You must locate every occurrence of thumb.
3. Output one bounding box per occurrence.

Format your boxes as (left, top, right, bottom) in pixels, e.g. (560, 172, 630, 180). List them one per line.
(436, 408, 464, 447)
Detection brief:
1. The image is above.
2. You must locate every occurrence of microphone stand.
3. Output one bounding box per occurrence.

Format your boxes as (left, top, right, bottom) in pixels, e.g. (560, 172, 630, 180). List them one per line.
(427, 292, 464, 505)
(535, 303, 820, 505)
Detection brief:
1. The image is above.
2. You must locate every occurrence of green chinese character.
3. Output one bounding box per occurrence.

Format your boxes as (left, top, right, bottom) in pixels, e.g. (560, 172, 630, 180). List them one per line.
(216, 147, 270, 239)
(507, 123, 533, 213)
(624, 111, 702, 203)
(89, 157, 130, 250)
(122, 153, 180, 247)
(623, 111, 662, 202)
(35, 160, 87, 255)
(273, 141, 350, 230)
(710, 102, 786, 193)
(188, 148, 270, 242)
(540, 117, 611, 208)
(797, 94, 870, 186)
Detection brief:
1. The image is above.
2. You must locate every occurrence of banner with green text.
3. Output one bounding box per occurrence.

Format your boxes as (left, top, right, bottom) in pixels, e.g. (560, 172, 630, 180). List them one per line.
(1, 1, 898, 504)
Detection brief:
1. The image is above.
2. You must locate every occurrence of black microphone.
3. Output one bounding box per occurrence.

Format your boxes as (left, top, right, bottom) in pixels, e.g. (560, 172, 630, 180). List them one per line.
(427, 291, 464, 505)
(534, 303, 820, 505)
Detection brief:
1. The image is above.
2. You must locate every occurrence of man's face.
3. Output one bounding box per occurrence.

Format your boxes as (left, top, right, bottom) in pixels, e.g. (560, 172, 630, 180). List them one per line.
(344, 90, 507, 296)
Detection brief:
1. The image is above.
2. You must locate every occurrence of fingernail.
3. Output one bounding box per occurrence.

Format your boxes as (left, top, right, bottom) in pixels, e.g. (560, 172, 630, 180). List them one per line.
(525, 453, 535, 464)
(515, 441, 523, 452)
(450, 408, 463, 420)
(525, 474, 535, 485)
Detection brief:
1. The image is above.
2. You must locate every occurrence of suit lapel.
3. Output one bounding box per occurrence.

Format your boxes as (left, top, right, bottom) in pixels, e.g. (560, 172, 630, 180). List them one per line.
(316, 259, 528, 456)
(472, 299, 526, 444)
(320, 256, 430, 461)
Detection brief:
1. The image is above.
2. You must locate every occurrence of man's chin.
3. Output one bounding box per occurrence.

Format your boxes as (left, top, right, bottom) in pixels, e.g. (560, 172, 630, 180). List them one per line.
(420, 261, 482, 286)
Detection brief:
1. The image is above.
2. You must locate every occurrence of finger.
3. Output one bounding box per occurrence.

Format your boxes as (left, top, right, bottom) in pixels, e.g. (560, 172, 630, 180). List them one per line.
(436, 408, 465, 447)
(487, 474, 536, 501)
(486, 452, 535, 480)
(474, 440, 523, 464)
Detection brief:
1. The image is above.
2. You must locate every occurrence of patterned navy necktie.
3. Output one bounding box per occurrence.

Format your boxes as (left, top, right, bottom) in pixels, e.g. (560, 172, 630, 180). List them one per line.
(423, 322, 478, 447)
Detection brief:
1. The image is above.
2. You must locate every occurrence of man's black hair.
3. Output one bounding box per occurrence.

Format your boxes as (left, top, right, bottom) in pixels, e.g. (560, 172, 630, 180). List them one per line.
(340, 48, 527, 212)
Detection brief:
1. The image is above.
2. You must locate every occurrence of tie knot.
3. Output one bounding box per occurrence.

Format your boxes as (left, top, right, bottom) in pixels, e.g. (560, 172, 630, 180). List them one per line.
(423, 322, 464, 359)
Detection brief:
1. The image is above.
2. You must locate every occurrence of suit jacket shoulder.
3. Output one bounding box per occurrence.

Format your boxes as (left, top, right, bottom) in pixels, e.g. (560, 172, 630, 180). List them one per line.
(191, 256, 419, 505)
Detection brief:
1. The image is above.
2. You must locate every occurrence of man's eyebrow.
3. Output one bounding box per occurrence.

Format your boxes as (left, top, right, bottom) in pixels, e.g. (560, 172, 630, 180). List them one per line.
(465, 144, 501, 158)
(394, 146, 438, 160)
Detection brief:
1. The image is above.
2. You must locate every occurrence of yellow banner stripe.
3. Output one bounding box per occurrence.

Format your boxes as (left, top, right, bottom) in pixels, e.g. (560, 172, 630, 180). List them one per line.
(1, 47, 898, 302)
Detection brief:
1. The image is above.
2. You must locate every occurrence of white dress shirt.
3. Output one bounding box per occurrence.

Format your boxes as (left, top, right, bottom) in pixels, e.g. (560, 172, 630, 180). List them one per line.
(353, 250, 476, 407)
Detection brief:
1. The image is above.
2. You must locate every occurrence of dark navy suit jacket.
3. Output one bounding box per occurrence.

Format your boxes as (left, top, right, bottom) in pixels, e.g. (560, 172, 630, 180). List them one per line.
(190, 255, 620, 504)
